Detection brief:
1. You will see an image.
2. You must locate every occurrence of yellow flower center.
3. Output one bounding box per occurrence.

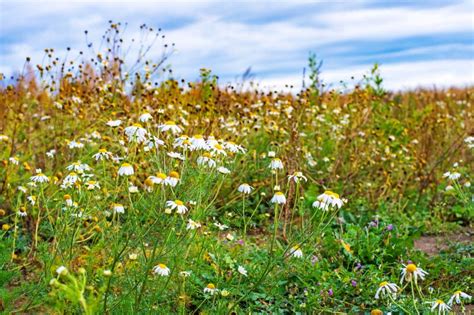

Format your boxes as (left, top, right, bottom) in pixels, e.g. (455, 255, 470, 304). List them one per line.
(436, 299, 444, 305)
(99, 148, 107, 153)
(214, 144, 224, 150)
(169, 171, 180, 178)
(157, 173, 167, 179)
(406, 264, 417, 273)
(207, 283, 215, 289)
(145, 178, 154, 186)
(370, 310, 383, 315)
(194, 134, 203, 139)
(276, 192, 284, 196)
(324, 191, 340, 198)
(132, 123, 142, 127)
(158, 263, 167, 269)
(165, 121, 175, 125)
(175, 200, 184, 206)
(379, 281, 388, 287)
(454, 290, 462, 295)
(121, 163, 131, 167)
(203, 152, 211, 158)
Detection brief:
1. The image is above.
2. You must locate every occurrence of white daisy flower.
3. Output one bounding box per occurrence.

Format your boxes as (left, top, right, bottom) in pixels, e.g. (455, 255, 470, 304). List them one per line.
(238, 183, 254, 194)
(92, 148, 112, 161)
(214, 222, 229, 230)
(204, 283, 218, 295)
(112, 203, 125, 214)
(237, 265, 248, 277)
(63, 172, 80, 186)
(224, 141, 245, 153)
(190, 134, 209, 150)
(85, 180, 100, 190)
(158, 121, 182, 134)
(118, 163, 134, 176)
(66, 161, 91, 173)
(56, 266, 68, 276)
(431, 299, 451, 314)
(27, 195, 36, 205)
(166, 200, 188, 214)
(30, 170, 49, 183)
(288, 171, 307, 183)
(46, 149, 56, 158)
(211, 144, 227, 156)
(312, 191, 344, 210)
(290, 245, 303, 258)
(400, 263, 428, 284)
(63, 194, 73, 207)
(447, 290, 471, 306)
(443, 171, 461, 180)
(124, 123, 148, 143)
(164, 171, 180, 187)
(375, 281, 399, 299)
(139, 112, 153, 122)
(217, 166, 231, 174)
(67, 140, 84, 149)
(269, 158, 283, 170)
(9, 157, 19, 165)
(197, 153, 217, 168)
(144, 136, 165, 151)
(186, 219, 201, 230)
(152, 263, 170, 277)
(167, 152, 185, 161)
(106, 119, 122, 127)
(271, 192, 286, 204)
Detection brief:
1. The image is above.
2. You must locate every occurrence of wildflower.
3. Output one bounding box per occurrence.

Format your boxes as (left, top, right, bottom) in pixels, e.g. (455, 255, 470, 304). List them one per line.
(341, 240, 353, 254)
(85, 180, 100, 190)
(139, 112, 153, 122)
(312, 191, 344, 210)
(103, 270, 112, 277)
(118, 163, 134, 176)
(0, 135, 9, 142)
(204, 283, 218, 295)
(190, 134, 209, 150)
(431, 299, 451, 314)
(63, 172, 80, 187)
(214, 222, 228, 230)
(217, 166, 231, 174)
(237, 265, 248, 276)
(124, 123, 148, 143)
(152, 263, 170, 277)
(151, 173, 167, 185)
(129, 185, 139, 193)
(164, 171, 180, 187)
(158, 121, 182, 134)
(67, 140, 84, 149)
(112, 203, 125, 214)
(290, 245, 303, 258)
(269, 158, 283, 170)
(179, 271, 192, 277)
(167, 151, 185, 160)
(30, 170, 49, 183)
(197, 153, 216, 168)
(9, 157, 19, 165)
(370, 310, 383, 315)
(27, 195, 36, 205)
(224, 141, 245, 153)
(186, 219, 201, 230)
(129, 253, 138, 260)
(56, 266, 68, 276)
(144, 136, 164, 151)
(106, 119, 122, 127)
(211, 144, 227, 156)
(375, 281, 399, 299)
(288, 171, 307, 183)
(443, 171, 461, 180)
(400, 263, 428, 284)
(46, 149, 56, 158)
(166, 200, 188, 214)
(93, 148, 112, 161)
(220, 289, 230, 297)
(271, 192, 286, 204)
(18, 186, 27, 193)
(64, 194, 73, 207)
(237, 183, 253, 194)
(447, 290, 471, 306)
(445, 185, 454, 191)
(267, 151, 276, 157)
(66, 161, 91, 174)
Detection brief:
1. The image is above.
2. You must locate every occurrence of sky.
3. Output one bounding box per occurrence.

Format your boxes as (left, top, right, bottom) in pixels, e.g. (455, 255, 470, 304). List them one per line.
(0, 0, 473, 91)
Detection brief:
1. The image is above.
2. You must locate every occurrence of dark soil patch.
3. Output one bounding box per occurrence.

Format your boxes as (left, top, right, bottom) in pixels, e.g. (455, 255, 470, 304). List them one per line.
(414, 229, 473, 256)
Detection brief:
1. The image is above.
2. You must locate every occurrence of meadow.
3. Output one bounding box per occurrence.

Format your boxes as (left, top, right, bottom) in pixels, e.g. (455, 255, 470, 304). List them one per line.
(0, 23, 472, 314)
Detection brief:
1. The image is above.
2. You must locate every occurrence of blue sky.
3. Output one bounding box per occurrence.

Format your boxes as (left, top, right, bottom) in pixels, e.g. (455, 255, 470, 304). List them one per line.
(0, 0, 473, 90)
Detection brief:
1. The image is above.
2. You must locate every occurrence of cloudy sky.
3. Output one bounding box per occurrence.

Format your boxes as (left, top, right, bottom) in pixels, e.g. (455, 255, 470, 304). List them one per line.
(0, 0, 473, 90)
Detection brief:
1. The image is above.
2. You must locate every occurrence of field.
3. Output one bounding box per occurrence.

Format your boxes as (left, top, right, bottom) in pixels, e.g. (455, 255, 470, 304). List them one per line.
(0, 23, 473, 314)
